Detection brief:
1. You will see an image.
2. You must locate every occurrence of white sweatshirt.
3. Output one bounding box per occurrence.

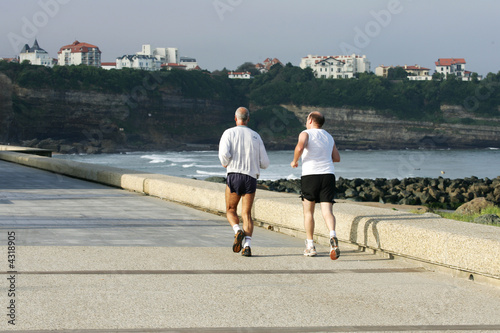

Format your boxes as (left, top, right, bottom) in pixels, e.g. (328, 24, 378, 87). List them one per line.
(218, 125, 270, 179)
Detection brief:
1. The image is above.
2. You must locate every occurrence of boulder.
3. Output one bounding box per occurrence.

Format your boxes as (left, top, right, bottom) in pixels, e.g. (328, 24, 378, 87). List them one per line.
(473, 214, 500, 226)
(205, 176, 226, 184)
(455, 197, 495, 215)
(344, 188, 359, 198)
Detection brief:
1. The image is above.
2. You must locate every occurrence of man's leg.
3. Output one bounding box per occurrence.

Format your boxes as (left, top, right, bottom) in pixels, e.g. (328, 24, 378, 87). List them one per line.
(320, 202, 335, 232)
(321, 201, 340, 260)
(302, 199, 316, 240)
(226, 185, 246, 253)
(302, 198, 317, 256)
(225, 185, 241, 227)
(239, 192, 256, 257)
(240, 192, 256, 237)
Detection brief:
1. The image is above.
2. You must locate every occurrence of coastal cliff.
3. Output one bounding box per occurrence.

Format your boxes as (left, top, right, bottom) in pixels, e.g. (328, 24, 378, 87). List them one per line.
(283, 104, 500, 150)
(1, 71, 499, 153)
(0, 73, 236, 153)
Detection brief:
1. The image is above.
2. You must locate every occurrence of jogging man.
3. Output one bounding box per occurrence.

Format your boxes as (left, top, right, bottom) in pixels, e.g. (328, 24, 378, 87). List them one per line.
(219, 107, 270, 257)
(291, 111, 341, 259)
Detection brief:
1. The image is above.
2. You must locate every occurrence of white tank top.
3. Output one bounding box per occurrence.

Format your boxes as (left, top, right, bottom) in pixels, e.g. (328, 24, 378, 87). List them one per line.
(301, 129, 335, 176)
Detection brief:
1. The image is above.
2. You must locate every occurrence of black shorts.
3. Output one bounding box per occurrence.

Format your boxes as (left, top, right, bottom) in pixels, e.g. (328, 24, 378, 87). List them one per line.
(301, 174, 336, 203)
(227, 173, 257, 195)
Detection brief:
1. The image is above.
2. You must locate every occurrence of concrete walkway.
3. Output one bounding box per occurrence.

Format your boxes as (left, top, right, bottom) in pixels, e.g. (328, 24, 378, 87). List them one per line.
(0, 160, 499, 332)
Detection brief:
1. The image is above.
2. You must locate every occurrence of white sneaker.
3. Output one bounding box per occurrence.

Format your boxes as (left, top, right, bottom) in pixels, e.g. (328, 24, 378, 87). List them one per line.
(303, 241, 317, 257)
(330, 237, 340, 260)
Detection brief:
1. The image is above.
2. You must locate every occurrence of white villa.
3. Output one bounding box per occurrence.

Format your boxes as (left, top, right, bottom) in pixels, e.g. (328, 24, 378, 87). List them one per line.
(116, 54, 161, 71)
(435, 58, 466, 78)
(228, 71, 251, 79)
(57, 40, 101, 67)
(137, 44, 179, 65)
(117, 44, 186, 71)
(101, 62, 116, 70)
(180, 57, 200, 70)
(375, 64, 432, 81)
(299, 54, 370, 79)
(19, 39, 54, 67)
(434, 58, 481, 81)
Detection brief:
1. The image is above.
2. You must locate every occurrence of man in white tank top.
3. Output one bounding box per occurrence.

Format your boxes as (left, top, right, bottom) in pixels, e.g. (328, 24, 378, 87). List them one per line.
(291, 111, 341, 260)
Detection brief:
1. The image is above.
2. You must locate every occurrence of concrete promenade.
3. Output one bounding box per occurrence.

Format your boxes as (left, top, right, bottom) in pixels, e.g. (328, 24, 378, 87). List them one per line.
(1, 160, 500, 332)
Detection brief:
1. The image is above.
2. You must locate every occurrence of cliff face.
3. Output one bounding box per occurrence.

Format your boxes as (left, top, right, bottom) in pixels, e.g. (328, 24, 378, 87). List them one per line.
(283, 104, 500, 149)
(0, 74, 14, 143)
(0, 78, 235, 153)
(1, 74, 499, 153)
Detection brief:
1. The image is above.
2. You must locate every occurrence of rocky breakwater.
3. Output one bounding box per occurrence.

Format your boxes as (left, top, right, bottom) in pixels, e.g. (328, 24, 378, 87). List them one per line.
(207, 176, 500, 209)
(335, 176, 500, 208)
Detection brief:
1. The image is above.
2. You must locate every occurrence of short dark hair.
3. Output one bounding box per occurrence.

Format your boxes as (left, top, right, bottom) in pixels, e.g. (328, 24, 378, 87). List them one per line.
(309, 112, 325, 127)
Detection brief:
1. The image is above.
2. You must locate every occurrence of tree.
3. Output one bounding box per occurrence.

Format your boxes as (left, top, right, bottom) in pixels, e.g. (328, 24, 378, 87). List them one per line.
(235, 62, 260, 76)
(432, 72, 445, 81)
(387, 66, 409, 80)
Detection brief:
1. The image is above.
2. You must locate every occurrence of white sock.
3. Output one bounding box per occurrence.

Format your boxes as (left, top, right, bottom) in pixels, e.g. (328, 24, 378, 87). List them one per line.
(306, 239, 314, 248)
(244, 236, 252, 248)
(330, 230, 337, 238)
(232, 225, 241, 234)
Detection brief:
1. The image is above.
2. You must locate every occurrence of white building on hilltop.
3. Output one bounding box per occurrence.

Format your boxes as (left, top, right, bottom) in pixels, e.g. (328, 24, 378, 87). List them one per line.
(434, 58, 481, 81)
(116, 54, 161, 71)
(375, 64, 432, 81)
(117, 44, 179, 71)
(228, 71, 251, 79)
(180, 57, 199, 70)
(299, 54, 370, 79)
(58, 40, 101, 67)
(19, 39, 54, 67)
(137, 44, 179, 65)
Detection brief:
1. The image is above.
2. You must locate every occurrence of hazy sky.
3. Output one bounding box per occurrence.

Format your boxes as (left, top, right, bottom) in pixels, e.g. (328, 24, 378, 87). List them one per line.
(1, 0, 498, 76)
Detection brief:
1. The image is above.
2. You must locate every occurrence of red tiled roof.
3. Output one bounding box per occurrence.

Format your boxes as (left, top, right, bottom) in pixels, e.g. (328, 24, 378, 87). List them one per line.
(228, 71, 251, 75)
(435, 58, 466, 66)
(0, 58, 18, 63)
(101, 62, 116, 66)
(58, 40, 101, 54)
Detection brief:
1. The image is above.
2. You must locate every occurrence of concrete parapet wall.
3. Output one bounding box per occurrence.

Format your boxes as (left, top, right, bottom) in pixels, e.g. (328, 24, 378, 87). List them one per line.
(1, 149, 499, 280)
(0, 145, 52, 157)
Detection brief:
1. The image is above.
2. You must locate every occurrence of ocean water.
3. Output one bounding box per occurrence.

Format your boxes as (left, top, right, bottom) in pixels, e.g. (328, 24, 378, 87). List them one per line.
(54, 148, 500, 181)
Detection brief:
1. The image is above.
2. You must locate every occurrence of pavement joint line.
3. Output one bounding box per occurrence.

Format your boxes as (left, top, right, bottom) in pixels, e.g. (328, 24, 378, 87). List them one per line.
(1, 324, 500, 332)
(1, 268, 427, 275)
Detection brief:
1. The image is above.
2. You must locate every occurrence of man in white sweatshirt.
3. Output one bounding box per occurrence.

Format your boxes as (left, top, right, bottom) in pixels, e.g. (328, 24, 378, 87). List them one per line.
(219, 107, 270, 257)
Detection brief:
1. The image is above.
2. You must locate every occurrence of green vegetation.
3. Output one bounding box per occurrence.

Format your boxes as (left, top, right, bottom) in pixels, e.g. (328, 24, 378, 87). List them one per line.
(0, 61, 244, 103)
(248, 64, 500, 120)
(435, 206, 500, 226)
(2, 60, 500, 122)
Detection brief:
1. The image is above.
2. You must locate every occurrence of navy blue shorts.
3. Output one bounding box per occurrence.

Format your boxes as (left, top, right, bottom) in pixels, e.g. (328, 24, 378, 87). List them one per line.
(301, 174, 336, 203)
(227, 173, 257, 195)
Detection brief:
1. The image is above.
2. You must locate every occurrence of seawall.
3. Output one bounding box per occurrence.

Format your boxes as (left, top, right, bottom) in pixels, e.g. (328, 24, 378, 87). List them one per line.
(1, 147, 499, 285)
